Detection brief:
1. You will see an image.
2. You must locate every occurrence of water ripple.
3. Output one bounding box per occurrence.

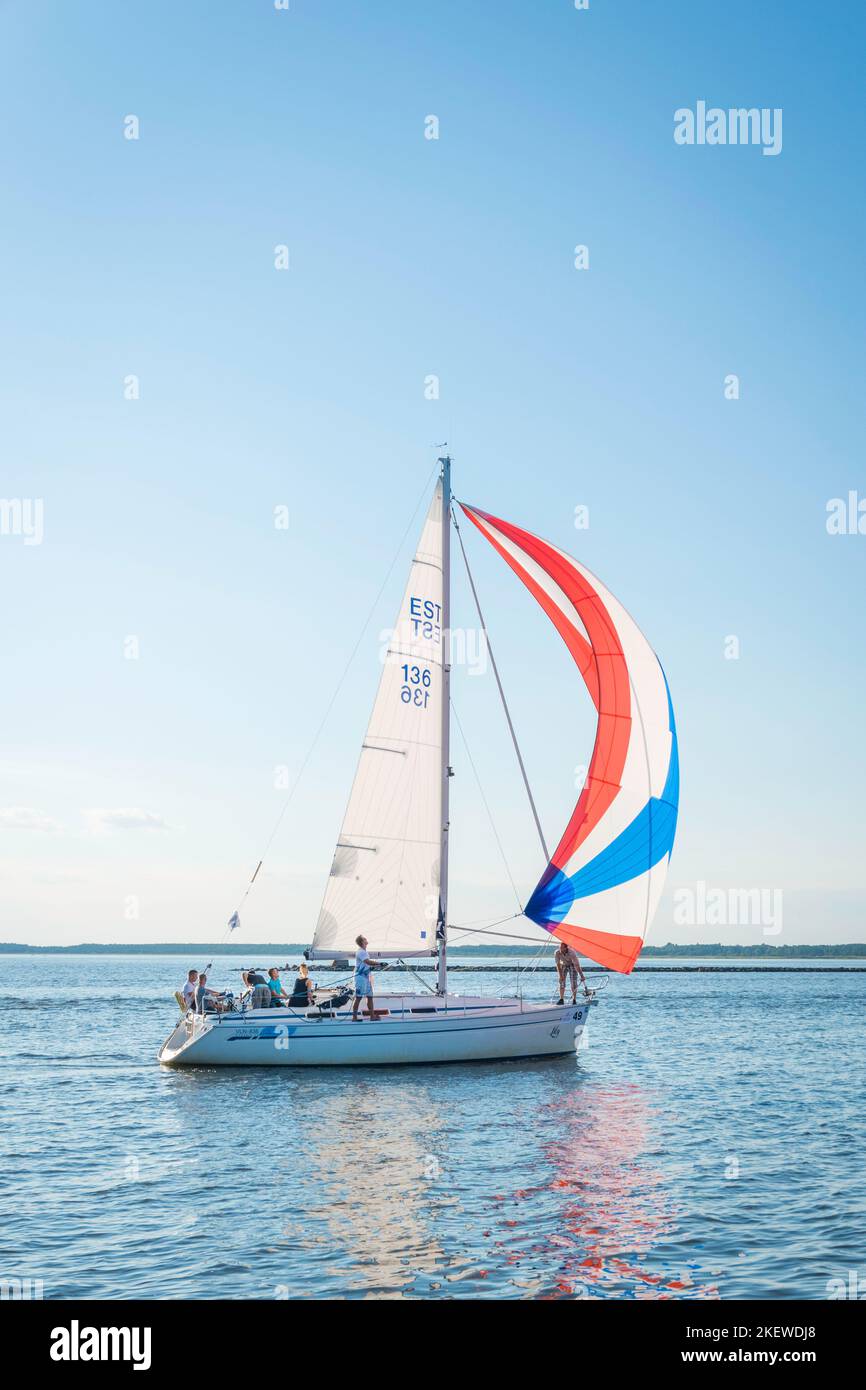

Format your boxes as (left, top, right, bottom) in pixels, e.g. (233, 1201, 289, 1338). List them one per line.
(0, 955, 862, 1299)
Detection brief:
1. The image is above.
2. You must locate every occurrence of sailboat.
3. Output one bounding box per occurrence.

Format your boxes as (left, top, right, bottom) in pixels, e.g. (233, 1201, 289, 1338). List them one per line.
(158, 458, 678, 1067)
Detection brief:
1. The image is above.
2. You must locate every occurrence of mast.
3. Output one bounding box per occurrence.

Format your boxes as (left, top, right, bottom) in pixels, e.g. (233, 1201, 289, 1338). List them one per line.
(437, 454, 452, 994)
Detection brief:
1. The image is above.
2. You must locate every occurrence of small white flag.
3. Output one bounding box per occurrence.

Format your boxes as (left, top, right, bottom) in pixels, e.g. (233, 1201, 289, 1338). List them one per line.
(228, 911, 241, 932)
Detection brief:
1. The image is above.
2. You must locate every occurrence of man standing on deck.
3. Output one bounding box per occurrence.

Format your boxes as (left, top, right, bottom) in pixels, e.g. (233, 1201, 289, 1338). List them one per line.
(555, 943, 587, 1004)
(352, 935, 386, 1020)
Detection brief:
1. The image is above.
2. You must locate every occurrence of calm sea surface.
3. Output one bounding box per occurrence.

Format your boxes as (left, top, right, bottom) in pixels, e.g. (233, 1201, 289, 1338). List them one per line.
(1, 953, 863, 1301)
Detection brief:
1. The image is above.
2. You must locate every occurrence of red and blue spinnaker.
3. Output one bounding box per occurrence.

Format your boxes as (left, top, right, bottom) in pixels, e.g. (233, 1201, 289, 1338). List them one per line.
(462, 504, 679, 974)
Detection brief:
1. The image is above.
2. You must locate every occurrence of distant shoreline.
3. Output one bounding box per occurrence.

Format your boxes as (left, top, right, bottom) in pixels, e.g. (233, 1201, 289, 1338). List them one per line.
(1, 941, 864, 958)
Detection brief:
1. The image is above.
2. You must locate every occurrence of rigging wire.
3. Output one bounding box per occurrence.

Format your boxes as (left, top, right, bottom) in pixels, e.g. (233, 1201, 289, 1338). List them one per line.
(515, 936, 557, 994)
(452, 506, 551, 863)
(223, 460, 442, 939)
(450, 700, 523, 916)
(395, 959, 437, 994)
(448, 911, 526, 929)
(447, 920, 549, 947)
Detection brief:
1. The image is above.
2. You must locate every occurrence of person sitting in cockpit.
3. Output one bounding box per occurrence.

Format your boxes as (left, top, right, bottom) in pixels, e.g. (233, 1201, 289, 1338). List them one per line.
(181, 969, 199, 1010)
(194, 972, 223, 1014)
(266, 967, 291, 1006)
(288, 962, 315, 1008)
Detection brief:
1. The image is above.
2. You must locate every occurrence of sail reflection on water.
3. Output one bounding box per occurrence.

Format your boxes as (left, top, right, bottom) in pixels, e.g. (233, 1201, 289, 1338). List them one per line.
(279, 1080, 451, 1297)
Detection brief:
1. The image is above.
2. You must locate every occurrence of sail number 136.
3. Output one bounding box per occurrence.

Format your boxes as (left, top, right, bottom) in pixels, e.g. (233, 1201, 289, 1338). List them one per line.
(400, 664, 431, 708)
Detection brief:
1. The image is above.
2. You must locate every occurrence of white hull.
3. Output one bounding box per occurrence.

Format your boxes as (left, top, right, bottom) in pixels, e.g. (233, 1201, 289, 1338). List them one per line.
(158, 994, 592, 1068)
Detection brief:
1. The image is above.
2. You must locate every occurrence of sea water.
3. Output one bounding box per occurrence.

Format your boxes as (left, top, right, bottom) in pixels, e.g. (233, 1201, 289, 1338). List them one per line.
(0, 954, 863, 1300)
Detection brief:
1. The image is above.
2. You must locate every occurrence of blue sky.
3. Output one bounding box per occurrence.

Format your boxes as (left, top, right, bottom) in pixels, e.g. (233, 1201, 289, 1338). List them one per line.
(1, 1, 864, 947)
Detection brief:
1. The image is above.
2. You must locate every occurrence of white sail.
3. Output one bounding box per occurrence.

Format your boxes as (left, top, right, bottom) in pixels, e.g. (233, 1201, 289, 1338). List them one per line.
(310, 482, 446, 958)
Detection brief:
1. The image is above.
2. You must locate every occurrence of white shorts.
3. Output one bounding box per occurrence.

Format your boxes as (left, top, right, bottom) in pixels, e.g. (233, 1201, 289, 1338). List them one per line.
(354, 976, 372, 997)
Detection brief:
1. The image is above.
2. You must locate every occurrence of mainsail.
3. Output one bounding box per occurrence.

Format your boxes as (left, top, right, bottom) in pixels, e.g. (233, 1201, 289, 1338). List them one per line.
(310, 482, 446, 958)
(461, 504, 679, 974)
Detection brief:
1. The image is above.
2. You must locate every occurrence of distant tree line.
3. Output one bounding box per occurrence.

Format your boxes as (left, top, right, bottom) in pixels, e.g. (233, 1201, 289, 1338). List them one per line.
(1, 941, 864, 958)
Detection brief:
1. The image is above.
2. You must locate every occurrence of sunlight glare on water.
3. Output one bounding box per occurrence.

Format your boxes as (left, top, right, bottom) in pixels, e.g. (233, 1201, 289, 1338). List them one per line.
(1, 954, 862, 1300)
